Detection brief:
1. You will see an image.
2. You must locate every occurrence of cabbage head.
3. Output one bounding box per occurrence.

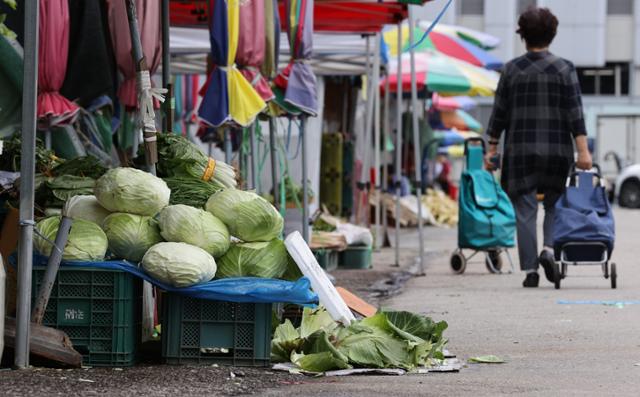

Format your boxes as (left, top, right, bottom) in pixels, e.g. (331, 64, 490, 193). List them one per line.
(141, 242, 217, 287)
(64, 195, 111, 225)
(205, 189, 283, 242)
(216, 239, 290, 279)
(102, 213, 163, 262)
(158, 204, 230, 257)
(34, 216, 108, 261)
(94, 167, 170, 216)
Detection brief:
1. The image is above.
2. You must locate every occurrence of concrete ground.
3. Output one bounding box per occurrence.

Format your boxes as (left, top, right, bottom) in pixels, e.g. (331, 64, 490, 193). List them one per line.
(266, 207, 640, 397)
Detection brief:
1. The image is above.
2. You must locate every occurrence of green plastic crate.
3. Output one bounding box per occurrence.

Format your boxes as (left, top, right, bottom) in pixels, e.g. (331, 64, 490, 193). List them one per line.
(338, 246, 372, 269)
(32, 267, 142, 367)
(162, 293, 272, 367)
(313, 249, 338, 271)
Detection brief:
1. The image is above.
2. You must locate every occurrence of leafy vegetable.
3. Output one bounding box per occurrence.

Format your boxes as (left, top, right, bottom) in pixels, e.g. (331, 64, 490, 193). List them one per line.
(141, 242, 217, 287)
(63, 195, 111, 225)
(34, 216, 108, 261)
(151, 134, 237, 189)
(206, 189, 283, 242)
(158, 204, 230, 257)
(94, 167, 170, 216)
(216, 239, 289, 279)
(102, 213, 163, 262)
(0, 133, 61, 174)
(271, 307, 448, 373)
(164, 176, 221, 208)
(51, 156, 108, 179)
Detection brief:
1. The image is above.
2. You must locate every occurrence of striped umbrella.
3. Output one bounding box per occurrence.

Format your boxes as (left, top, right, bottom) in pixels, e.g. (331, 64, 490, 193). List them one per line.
(422, 21, 501, 50)
(429, 109, 483, 133)
(430, 93, 477, 111)
(384, 24, 502, 70)
(381, 52, 499, 97)
(198, 0, 266, 127)
(237, 0, 274, 102)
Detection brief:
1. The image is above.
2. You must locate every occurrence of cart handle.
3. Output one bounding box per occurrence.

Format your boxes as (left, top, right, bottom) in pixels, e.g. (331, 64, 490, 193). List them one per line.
(463, 137, 486, 156)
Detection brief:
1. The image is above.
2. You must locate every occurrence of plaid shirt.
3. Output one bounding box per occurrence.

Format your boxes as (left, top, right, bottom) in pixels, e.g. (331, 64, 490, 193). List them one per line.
(487, 51, 586, 197)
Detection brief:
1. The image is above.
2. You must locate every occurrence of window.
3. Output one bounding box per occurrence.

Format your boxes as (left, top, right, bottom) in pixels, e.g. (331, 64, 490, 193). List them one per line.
(576, 63, 630, 96)
(458, 0, 484, 15)
(517, 0, 537, 15)
(607, 0, 633, 14)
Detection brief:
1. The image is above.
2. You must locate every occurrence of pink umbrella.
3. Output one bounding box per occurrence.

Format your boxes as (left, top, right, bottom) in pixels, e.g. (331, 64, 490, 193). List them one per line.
(237, 0, 274, 102)
(37, 0, 79, 128)
(107, 0, 162, 109)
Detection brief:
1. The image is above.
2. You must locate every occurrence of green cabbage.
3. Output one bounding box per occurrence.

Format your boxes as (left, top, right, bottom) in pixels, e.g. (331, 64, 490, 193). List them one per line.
(34, 216, 108, 261)
(64, 195, 111, 225)
(157, 204, 230, 257)
(102, 213, 163, 262)
(216, 239, 290, 279)
(205, 189, 283, 242)
(141, 242, 217, 287)
(94, 167, 170, 216)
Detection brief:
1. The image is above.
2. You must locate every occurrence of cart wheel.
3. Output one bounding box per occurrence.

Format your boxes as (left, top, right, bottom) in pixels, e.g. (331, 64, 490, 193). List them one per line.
(553, 262, 561, 290)
(562, 263, 568, 279)
(485, 250, 503, 274)
(610, 263, 617, 289)
(450, 251, 467, 274)
(603, 263, 609, 279)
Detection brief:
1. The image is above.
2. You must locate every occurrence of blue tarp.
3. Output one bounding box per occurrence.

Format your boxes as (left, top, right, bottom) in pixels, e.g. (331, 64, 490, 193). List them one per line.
(24, 255, 319, 305)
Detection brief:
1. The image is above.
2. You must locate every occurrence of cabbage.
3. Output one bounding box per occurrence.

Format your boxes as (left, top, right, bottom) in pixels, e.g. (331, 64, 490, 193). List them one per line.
(205, 189, 283, 242)
(141, 242, 217, 287)
(102, 213, 163, 262)
(216, 239, 290, 279)
(94, 167, 170, 216)
(34, 216, 108, 261)
(158, 205, 230, 257)
(64, 195, 111, 225)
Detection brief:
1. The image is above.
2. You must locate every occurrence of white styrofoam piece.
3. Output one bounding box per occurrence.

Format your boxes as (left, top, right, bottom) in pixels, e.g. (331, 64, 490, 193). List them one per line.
(285, 231, 355, 325)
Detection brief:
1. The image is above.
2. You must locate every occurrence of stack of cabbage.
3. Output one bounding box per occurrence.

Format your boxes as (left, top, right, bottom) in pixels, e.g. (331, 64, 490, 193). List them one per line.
(92, 167, 223, 287)
(35, 166, 299, 287)
(205, 189, 298, 280)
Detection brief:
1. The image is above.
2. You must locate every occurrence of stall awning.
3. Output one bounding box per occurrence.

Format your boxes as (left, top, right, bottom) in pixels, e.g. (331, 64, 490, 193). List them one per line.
(169, 0, 432, 33)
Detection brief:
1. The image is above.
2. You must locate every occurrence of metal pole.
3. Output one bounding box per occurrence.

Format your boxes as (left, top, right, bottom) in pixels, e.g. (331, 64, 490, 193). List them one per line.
(269, 119, 279, 210)
(382, 76, 391, 247)
(373, 33, 382, 249)
(409, 8, 426, 276)
(356, 35, 372, 225)
(161, 0, 171, 131)
(250, 124, 258, 191)
(15, 0, 39, 369)
(301, 116, 309, 243)
(224, 129, 233, 164)
(394, 21, 403, 267)
(31, 217, 72, 324)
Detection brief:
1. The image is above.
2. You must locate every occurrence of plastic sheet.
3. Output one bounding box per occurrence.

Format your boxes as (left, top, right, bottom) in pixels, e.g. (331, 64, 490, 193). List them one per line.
(24, 254, 319, 305)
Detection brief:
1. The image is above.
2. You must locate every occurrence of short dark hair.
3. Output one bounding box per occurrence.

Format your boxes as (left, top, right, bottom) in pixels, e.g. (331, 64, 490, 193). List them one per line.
(516, 7, 559, 48)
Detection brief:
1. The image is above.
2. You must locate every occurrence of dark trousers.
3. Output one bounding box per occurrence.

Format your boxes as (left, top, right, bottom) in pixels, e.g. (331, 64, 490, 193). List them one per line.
(511, 190, 561, 271)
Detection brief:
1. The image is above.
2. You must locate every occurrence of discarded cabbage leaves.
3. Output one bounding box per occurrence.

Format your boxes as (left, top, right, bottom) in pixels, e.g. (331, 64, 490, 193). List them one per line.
(216, 239, 289, 279)
(158, 204, 230, 257)
(34, 216, 108, 261)
(205, 189, 283, 242)
(102, 213, 163, 262)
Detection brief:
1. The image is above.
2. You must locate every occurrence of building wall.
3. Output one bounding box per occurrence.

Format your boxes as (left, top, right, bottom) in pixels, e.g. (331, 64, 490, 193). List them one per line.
(418, 0, 640, 96)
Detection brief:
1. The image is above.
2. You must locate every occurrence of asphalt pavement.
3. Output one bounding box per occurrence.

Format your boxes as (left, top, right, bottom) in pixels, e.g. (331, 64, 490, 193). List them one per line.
(265, 207, 640, 397)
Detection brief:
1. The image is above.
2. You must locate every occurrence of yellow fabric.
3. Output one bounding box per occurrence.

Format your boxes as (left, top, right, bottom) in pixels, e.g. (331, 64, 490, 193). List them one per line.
(227, 0, 266, 126)
(383, 26, 409, 57)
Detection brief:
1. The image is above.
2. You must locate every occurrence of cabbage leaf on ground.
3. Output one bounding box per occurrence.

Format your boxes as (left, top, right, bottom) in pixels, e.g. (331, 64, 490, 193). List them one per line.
(271, 307, 448, 373)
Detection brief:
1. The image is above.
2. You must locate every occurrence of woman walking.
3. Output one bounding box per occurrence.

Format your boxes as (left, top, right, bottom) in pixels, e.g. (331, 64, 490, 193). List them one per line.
(486, 7, 592, 287)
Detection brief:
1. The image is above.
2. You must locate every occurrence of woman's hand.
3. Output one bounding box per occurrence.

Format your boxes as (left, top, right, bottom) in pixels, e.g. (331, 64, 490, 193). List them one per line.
(576, 149, 593, 171)
(484, 144, 499, 171)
